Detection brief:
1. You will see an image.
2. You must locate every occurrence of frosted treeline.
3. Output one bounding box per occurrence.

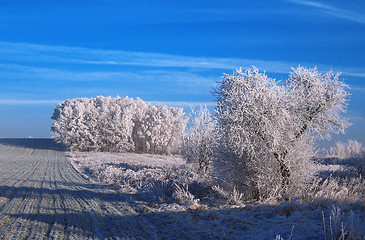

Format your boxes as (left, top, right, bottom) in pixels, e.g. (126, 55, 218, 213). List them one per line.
(52, 66, 353, 203)
(329, 139, 365, 160)
(51, 96, 187, 154)
(51, 66, 364, 239)
(326, 139, 365, 176)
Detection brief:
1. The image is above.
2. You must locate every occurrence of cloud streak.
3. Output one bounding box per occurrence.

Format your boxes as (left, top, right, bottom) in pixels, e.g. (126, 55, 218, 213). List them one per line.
(0, 41, 365, 88)
(287, 0, 365, 25)
(0, 63, 216, 92)
(0, 42, 294, 73)
(2, 41, 365, 77)
(0, 99, 62, 105)
(351, 87, 365, 93)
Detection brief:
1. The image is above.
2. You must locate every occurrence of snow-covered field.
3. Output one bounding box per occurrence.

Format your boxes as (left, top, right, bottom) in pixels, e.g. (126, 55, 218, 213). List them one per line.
(0, 141, 160, 239)
(69, 151, 365, 240)
(0, 138, 363, 239)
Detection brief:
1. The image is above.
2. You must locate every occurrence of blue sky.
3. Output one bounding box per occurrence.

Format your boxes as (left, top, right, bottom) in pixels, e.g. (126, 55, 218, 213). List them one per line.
(0, 0, 364, 146)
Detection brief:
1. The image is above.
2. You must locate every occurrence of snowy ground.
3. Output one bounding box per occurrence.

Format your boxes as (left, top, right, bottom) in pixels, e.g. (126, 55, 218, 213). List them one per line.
(0, 140, 162, 239)
(69, 151, 365, 240)
(0, 138, 363, 239)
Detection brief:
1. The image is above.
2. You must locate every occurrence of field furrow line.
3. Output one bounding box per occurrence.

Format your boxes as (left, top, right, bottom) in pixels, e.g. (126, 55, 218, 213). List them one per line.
(0, 141, 157, 239)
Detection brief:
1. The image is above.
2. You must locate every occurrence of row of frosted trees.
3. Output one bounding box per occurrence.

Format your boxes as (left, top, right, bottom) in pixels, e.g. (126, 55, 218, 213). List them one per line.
(52, 66, 350, 201)
(51, 96, 187, 154)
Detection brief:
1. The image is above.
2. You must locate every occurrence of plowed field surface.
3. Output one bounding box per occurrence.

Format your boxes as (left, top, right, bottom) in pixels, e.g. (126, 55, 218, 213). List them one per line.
(0, 139, 155, 240)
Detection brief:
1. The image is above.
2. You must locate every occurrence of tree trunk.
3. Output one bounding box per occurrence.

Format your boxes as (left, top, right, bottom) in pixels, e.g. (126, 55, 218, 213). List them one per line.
(273, 151, 290, 196)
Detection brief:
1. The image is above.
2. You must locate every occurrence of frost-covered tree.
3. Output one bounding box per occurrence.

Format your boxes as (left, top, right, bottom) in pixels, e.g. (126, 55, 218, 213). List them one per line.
(133, 104, 187, 154)
(327, 140, 365, 175)
(213, 66, 350, 200)
(181, 106, 216, 173)
(51, 96, 187, 154)
(52, 96, 142, 152)
(329, 140, 364, 160)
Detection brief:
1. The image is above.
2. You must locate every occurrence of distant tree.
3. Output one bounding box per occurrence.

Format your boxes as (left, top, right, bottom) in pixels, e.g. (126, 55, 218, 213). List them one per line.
(181, 106, 216, 173)
(327, 139, 365, 175)
(329, 140, 364, 160)
(213, 66, 350, 200)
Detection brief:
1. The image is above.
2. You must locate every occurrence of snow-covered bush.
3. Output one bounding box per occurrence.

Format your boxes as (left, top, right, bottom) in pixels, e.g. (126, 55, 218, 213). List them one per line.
(52, 96, 187, 154)
(133, 104, 187, 155)
(181, 106, 216, 173)
(323, 140, 365, 176)
(68, 151, 212, 208)
(329, 140, 364, 160)
(305, 174, 365, 204)
(322, 205, 363, 240)
(173, 184, 200, 207)
(213, 66, 350, 201)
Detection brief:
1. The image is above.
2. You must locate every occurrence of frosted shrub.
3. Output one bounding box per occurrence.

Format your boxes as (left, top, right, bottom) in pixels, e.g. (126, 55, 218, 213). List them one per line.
(52, 96, 187, 154)
(322, 205, 363, 240)
(173, 184, 200, 207)
(69, 151, 214, 208)
(329, 140, 364, 160)
(305, 175, 365, 204)
(213, 66, 350, 201)
(327, 140, 365, 176)
(181, 106, 216, 173)
(134, 105, 187, 154)
(210, 185, 244, 206)
(328, 140, 365, 160)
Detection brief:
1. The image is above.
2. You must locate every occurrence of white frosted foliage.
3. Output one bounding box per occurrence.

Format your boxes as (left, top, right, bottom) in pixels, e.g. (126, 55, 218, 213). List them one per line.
(51, 96, 187, 154)
(213, 66, 350, 200)
(181, 106, 216, 173)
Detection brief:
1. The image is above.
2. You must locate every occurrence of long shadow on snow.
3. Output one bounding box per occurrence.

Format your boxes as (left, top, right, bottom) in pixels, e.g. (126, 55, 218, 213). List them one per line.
(9, 202, 331, 240)
(9, 209, 257, 239)
(1, 185, 226, 238)
(0, 138, 66, 151)
(0, 184, 131, 203)
(1, 178, 118, 192)
(6, 185, 361, 239)
(9, 211, 206, 239)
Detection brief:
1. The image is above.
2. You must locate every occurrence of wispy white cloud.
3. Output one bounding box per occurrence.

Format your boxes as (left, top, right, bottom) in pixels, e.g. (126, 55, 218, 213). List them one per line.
(0, 63, 147, 82)
(0, 63, 216, 93)
(287, 0, 365, 25)
(0, 41, 365, 82)
(349, 115, 365, 122)
(351, 87, 365, 92)
(340, 71, 365, 78)
(0, 42, 293, 73)
(0, 99, 62, 105)
(190, 8, 301, 22)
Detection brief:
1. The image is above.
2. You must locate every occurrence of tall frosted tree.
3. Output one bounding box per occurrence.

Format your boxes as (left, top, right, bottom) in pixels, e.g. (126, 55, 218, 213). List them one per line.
(213, 66, 350, 200)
